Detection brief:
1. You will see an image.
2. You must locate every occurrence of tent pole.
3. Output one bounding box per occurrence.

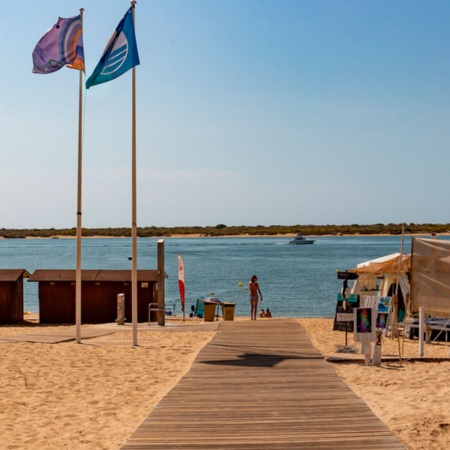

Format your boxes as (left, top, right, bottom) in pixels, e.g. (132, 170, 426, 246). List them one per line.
(419, 307, 425, 357)
(394, 225, 405, 363)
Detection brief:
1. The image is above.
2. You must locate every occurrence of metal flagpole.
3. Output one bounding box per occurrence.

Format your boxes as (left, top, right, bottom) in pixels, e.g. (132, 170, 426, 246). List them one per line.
(75, 8, 85, 344)
(131, 1, 138, 346)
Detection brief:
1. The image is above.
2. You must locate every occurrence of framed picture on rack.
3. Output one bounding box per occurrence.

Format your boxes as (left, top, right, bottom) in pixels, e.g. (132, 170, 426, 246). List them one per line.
(354, 307, 376, 342)
(376, 296, 392, 331)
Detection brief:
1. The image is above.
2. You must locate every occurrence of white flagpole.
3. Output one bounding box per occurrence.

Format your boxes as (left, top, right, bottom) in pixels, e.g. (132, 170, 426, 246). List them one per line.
(131, 1, 138, 346)
(75, 8, 84, 344)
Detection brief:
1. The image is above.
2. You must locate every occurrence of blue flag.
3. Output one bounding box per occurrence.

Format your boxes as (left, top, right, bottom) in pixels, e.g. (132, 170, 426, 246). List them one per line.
(86, 7, 139, 89)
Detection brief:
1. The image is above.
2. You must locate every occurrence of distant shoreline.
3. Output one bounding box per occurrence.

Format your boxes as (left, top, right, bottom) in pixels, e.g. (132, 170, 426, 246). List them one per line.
(1, 224, 448, 240)
(1, 232, 444, 240)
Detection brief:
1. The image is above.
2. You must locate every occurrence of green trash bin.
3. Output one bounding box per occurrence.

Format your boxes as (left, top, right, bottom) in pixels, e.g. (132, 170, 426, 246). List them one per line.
(203, 301, 216, 322)
(222, 302, 236, 321)
(194, 297, 205, 318)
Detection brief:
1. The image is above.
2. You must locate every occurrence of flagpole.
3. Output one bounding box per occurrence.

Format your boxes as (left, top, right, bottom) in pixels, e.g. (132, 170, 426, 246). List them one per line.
(75, 8, 85, 344)
(131, 1, 138, 346)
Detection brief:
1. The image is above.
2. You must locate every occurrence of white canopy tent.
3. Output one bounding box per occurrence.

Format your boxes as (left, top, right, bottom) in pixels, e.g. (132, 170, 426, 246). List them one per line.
(349, 253, 411, 306)
(346, 252, 411, 344)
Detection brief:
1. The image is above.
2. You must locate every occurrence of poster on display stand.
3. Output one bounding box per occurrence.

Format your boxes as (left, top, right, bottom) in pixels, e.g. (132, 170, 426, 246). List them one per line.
(375, 296, 392, 334)
(354, 307, 377, 343)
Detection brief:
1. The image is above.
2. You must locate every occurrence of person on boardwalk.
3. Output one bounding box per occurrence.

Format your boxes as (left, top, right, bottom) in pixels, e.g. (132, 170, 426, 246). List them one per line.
(249, 275, 263, 320)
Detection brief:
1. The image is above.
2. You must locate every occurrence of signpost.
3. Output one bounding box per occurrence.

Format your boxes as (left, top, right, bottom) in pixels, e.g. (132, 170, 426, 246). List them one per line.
(337, 271, 359, 280)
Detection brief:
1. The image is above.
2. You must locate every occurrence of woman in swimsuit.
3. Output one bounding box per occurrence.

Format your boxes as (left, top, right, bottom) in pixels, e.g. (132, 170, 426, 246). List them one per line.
(249, 275, 263, 320)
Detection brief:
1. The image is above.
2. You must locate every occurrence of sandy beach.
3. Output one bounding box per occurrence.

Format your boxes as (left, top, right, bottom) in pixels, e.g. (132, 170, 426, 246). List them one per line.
(298, 318, 450, 450)
(0, 316, 449, 449)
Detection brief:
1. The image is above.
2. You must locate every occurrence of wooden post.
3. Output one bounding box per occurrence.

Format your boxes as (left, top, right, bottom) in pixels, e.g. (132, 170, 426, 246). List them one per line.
(419, 307, 424, 357)
(372, 330, 382, 366)
(157, 240, 165, 326)
(362, 342, 372, 366)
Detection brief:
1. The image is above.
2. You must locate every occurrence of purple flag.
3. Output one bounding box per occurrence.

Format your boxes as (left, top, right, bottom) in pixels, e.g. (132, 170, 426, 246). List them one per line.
(32, 15, 84, 74)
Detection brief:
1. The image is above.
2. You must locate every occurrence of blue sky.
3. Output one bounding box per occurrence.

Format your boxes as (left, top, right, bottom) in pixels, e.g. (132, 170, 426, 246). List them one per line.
(2, 0, 450, 228)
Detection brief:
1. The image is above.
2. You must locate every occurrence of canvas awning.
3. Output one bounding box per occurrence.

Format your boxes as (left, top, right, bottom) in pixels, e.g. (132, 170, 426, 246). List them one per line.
(411, 238, 450, 316)
(349, 253, 411, 276)
(347, 253, 411, 302)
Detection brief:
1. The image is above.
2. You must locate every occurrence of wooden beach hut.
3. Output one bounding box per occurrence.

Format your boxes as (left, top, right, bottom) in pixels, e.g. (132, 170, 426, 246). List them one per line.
(0, 269, 30, 324)
(28, 269, 167, 324)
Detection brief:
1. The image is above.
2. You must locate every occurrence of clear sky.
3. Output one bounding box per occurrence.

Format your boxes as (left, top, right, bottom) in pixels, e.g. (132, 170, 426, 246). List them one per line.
(2, 0, 450, 228)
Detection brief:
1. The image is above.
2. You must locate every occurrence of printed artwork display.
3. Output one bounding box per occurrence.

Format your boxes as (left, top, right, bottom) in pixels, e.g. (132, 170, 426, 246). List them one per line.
(354, 307, 376, 342)
(376, 296, 392, 330)
(376, 312, 389, 329)
(333, 293, 360, 332)
(356, 308, 372, 333)
(377, 297, 391, 314)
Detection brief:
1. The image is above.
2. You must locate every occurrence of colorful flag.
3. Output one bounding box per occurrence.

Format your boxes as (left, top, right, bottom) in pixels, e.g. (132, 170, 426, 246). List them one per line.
(86, 7, 140, 89)
(178, 255, 185, 313)
(32, 15, 84, 74)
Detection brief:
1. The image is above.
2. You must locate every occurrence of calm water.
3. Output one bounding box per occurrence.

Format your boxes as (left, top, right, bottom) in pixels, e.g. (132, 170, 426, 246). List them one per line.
(0, 235, 440, 318)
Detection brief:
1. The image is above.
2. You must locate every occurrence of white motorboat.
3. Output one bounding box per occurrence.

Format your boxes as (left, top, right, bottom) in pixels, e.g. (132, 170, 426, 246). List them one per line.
(288, 234, 315, 245)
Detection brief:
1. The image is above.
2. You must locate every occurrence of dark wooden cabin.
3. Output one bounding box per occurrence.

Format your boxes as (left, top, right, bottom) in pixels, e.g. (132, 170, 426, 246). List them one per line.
(0, 269, 30, 324)
(28, 269, 166, 324)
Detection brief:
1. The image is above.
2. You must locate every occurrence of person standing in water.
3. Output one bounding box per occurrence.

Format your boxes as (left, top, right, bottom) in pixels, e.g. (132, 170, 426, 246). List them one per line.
(249, 275, 263, 320)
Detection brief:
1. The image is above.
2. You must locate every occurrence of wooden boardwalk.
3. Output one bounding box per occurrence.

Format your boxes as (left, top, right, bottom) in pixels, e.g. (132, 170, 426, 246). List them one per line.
(122, 319, 404, 449)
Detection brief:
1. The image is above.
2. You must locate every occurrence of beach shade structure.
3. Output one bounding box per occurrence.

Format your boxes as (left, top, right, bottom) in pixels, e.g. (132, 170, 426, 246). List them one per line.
(411, 238, 450, 317)
(350, 253, 411, 277)
(203, 297, 222, 322)
(348, 253, 411, 300)
(347, 253, 411, 332)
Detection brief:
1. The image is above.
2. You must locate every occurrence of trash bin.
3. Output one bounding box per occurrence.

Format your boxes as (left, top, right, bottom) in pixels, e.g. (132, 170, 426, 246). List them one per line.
(222, 302, 236, 321)
(194, 298, 205, 318)
(203, 301, 216, 322)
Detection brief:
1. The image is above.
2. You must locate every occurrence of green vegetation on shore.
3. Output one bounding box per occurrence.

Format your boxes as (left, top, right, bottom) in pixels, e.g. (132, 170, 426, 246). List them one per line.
(0, 223, 448, 239)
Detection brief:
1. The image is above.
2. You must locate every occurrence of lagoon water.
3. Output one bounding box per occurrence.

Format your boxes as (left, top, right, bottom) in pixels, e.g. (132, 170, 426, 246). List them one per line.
(0, 235, 439, 318)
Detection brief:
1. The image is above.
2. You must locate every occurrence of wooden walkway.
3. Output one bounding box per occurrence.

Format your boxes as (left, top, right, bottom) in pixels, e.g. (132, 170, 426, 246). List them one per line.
(122, 319, 404, 449)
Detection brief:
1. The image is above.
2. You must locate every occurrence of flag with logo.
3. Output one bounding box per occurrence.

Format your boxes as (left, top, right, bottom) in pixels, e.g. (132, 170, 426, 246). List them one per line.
(32, 15, 84, 74)
(86, 7, 140, 89)
(178, 255, 185, 313)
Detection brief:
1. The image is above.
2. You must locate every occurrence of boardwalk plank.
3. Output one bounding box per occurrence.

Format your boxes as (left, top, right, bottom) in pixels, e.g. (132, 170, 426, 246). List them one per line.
(122, 319, 404, 449)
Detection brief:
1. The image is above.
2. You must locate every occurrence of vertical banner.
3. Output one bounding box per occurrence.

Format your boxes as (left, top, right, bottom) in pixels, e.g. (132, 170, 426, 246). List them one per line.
(178, 255, 185, 315)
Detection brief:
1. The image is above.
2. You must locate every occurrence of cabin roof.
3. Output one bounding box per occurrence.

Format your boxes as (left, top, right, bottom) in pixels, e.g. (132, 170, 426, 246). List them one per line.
(0, 269, 31, 282)
(28, 269, 167, 282)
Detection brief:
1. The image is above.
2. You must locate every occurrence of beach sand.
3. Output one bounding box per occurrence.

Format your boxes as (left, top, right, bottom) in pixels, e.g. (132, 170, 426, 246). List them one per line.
(298, 318, 450, 450)
(0, 317, 449, 449)
(0, 317, 216, 450)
